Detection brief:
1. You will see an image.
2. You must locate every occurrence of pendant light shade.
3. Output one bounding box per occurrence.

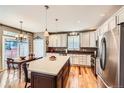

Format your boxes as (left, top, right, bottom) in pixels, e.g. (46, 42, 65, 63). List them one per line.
(44, 5, 49, 37)
(44, 29, 49, 36)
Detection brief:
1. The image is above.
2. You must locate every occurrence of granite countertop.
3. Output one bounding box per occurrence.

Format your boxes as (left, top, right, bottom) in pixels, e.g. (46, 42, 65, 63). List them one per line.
(28, 55, 70, 76)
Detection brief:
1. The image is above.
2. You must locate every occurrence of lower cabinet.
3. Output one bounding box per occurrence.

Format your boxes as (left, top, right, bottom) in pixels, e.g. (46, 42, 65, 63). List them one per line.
(31, 60, 70, 88)
(68, 54, 91, 67)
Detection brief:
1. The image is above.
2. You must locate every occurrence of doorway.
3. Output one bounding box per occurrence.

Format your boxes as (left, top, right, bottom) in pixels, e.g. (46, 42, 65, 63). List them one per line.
(2, 36, 29, 69)
(2, 36, 19, 69)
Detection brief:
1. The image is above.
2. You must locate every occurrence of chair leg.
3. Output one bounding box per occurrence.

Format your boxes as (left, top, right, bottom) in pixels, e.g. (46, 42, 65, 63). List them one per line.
(7, 63, 10, 70)
(25, 82, 27, 88)
(12, 64, 15, 70)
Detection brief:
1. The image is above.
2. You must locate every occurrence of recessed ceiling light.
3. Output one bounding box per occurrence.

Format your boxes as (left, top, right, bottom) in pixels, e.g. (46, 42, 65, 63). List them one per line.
(77, 20, 81, 23)
(100, 14, 105, 17)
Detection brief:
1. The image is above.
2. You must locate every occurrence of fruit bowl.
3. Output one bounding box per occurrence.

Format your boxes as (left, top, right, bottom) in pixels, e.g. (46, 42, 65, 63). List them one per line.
(49, 56, 56, 61)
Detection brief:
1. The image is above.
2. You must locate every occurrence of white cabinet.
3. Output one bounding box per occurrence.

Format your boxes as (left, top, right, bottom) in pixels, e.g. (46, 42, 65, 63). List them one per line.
(48, 35, 57, 47)
(61, 34, 67, 47)
(80, 32, 96, 47)
(80, 32, 90, 47)
(56, 35, 61, 47)
(96, 29, 100, 40)
(100, 23, 109, 35)
(86, 55, 91, 66)
(117, 8, 124, 24)
(48, 35, 52, 47)
(81, 55, 87, 65)
(48, 34, 67, 47)
(108, 16, 117, 31)
(90, 31, 96, 47)
(97, 7, 123, 36)
(97, 16, 117, 37)
(68, 54, 91, 66)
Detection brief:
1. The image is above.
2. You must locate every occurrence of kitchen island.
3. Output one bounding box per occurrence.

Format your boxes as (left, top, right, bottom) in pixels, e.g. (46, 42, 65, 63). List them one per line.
(29, 55, 70, 88)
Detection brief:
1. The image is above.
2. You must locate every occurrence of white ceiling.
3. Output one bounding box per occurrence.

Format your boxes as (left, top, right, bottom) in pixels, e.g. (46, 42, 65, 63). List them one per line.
(0, 5, 122, 33)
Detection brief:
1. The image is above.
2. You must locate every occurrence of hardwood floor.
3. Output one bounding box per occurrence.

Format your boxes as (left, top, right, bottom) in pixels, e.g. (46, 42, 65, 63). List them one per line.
(0, 66, 97, 88)
(0, 69, 26, 88)
(66, 66, 97, 88)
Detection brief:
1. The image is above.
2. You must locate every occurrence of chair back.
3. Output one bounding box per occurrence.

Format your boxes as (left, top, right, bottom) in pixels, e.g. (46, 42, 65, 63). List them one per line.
(22, 63, 29, 82)
(7, 58, 14, 62)
(28, 53, 35, 60)
(6, 58, 14, 69)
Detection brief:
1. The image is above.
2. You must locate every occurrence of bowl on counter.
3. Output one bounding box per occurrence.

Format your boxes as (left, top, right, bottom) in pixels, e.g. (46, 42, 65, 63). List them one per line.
(49, 56, 56, 61)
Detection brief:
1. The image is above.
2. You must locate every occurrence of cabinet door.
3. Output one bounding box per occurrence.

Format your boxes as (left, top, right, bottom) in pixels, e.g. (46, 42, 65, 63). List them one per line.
(53, 35, 57, 47)
(99, 23, 109, 36)
(96, 29, 100, 40)
(86, 55, 91, 66)
(72, 54, 76, 65)
(68, 36, 74, 50)
(61, 34, 67, 47)
(78, 55, 83, 65)
(90, 32, 96, 47)
(80, 32, 90, 47)
(82, 55, 87, 65)
(117, 8, 124, 24)
(76, 55, 80, 65)
(49, 35, 57, 47)
(108, 16, 117, 31)
(48, 35, 53, 47)
(56, 35, 61, 47)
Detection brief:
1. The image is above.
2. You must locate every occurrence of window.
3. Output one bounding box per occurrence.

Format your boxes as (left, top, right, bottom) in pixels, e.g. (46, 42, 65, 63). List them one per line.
(19, 40, 29, 57)
(68, 35, 80, 50)
(5, 39, 18, 58)
(3, 31, 29, 57)
(33, 39, 44, 58)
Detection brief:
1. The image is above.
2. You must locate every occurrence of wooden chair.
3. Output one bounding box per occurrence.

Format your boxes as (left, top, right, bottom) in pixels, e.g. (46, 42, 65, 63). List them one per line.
(22, 63, 31, 88)
(28, 53, 35, 60)
(7, 58, 15, 70)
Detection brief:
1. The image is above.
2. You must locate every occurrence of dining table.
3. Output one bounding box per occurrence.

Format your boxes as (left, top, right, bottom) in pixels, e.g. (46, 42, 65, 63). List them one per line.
(8, 57, 39, 79)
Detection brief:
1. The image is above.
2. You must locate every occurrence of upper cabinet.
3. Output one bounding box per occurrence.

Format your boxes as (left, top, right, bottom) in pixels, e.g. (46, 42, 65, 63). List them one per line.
(48, 34, 67, 47)
(108, 16, 117, 31)
(96, 7, 124, 37)
(80, 31, 96, 47)
(80, 32, 90, 47)
(99, 22, 109, 36)
(90, 31, 96, 47)
(61, 34, 67, 47)
(117, 7, 124, 24)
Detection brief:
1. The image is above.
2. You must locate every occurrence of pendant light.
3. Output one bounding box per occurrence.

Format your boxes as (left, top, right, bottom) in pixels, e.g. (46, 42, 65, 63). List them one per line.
(15, 21, 27, 42)
(55, 18, 58, 32)
(44, 5, 49, 37)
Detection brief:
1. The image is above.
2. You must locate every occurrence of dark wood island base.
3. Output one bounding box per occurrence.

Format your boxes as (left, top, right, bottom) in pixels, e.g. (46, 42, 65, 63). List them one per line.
(31, 60, 70, 88)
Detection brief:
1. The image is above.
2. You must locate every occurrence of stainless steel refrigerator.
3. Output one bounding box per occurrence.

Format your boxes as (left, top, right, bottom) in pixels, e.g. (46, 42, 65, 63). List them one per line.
(97, 22, 124, 88)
